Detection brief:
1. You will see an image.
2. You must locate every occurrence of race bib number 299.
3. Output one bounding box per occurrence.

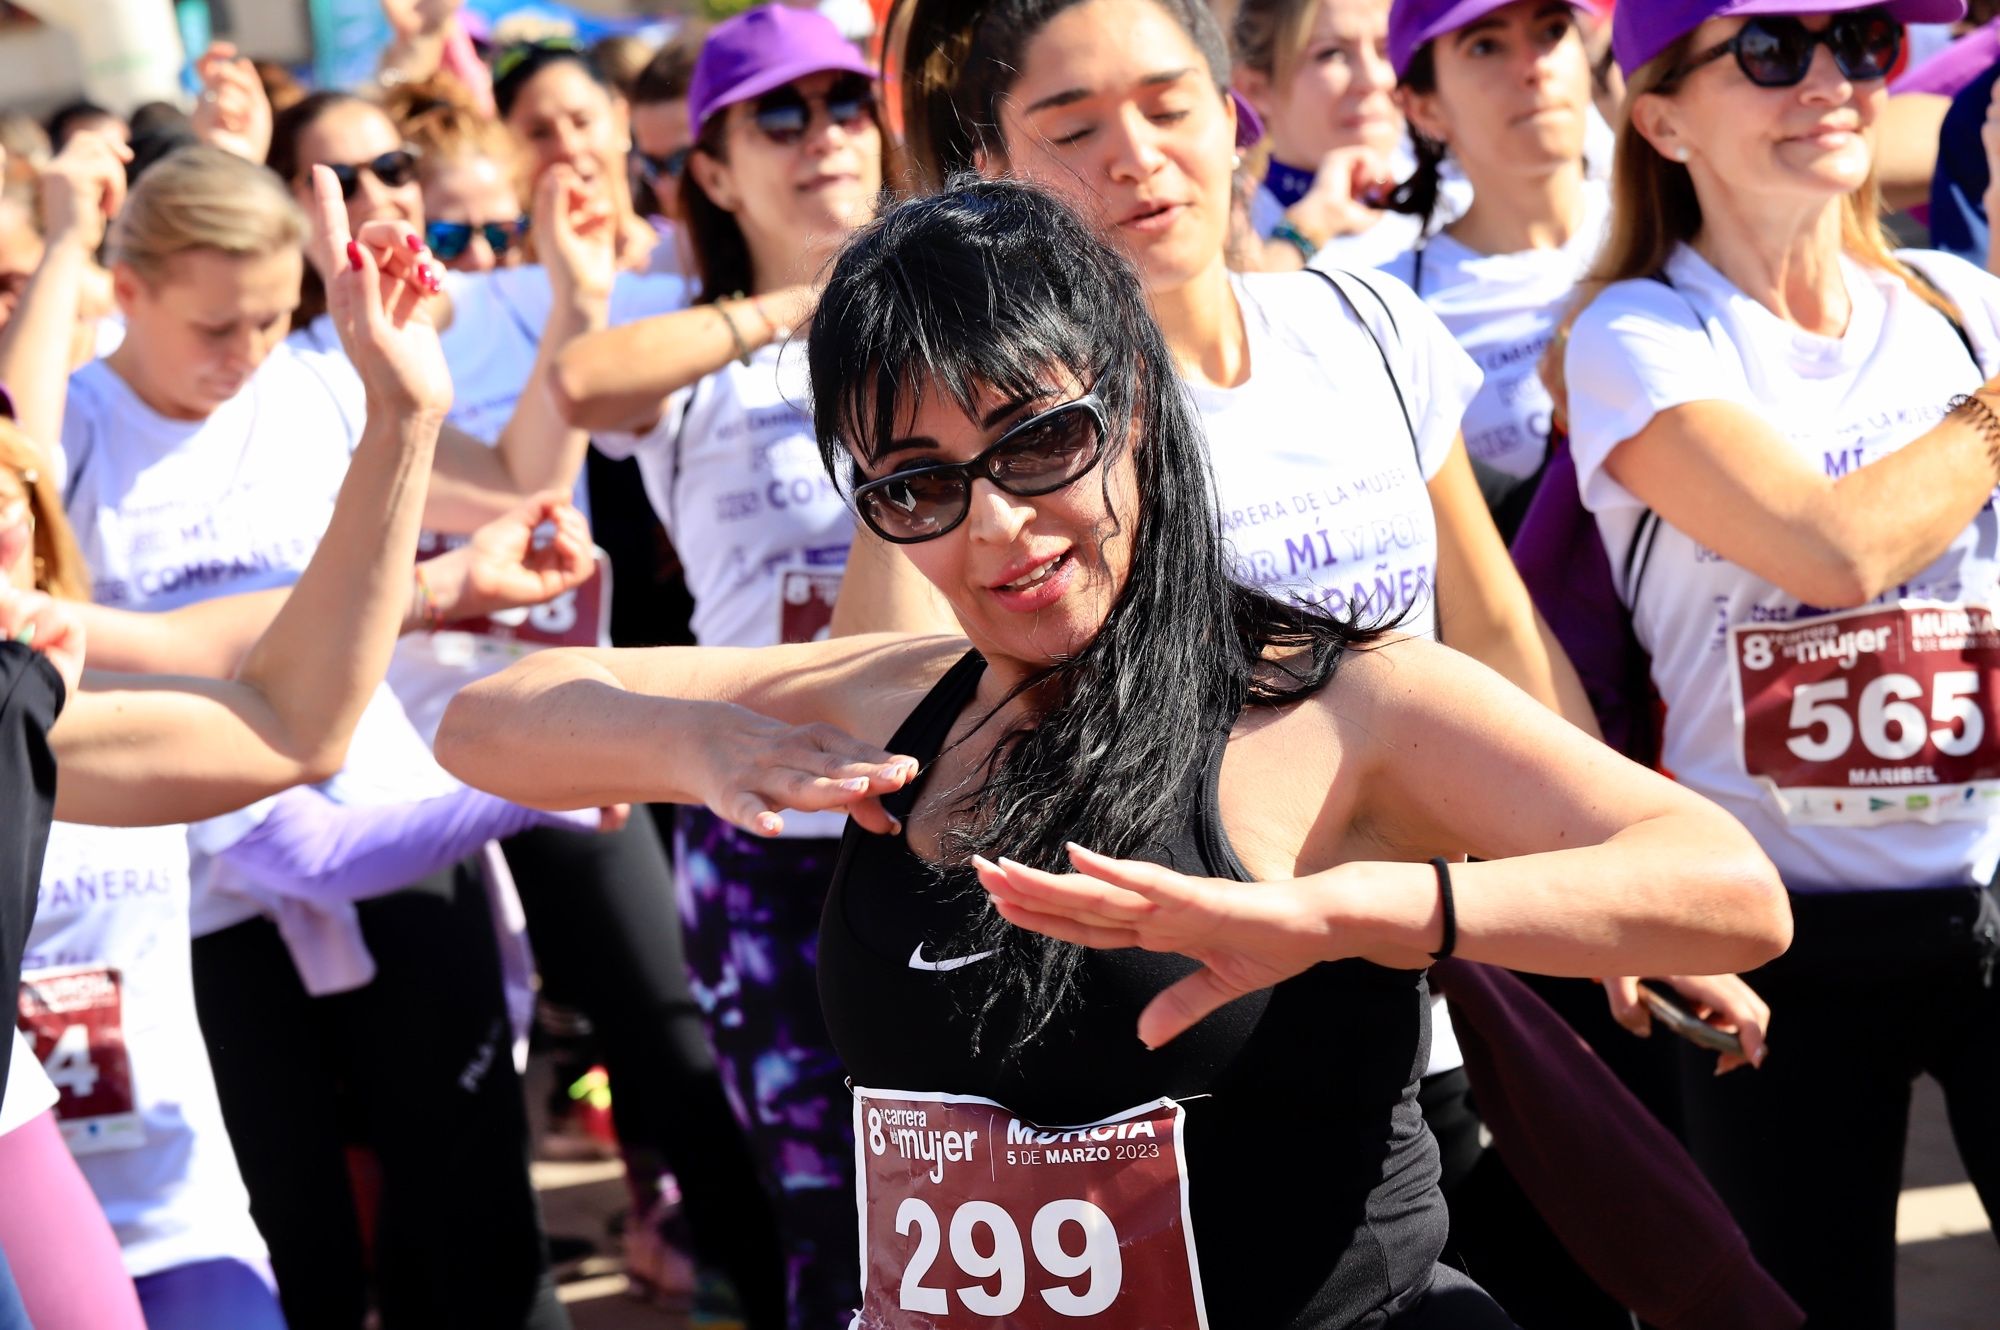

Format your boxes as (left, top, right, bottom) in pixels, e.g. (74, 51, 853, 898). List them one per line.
(851, 1087, 1206, 1329)
(1731, 602, 2000, 826)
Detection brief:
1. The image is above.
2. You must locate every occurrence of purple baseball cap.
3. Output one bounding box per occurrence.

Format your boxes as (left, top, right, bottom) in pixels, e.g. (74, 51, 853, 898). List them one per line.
(1614, 0, 1967, 78)
(1231, 89, 1265, 149)
(1389, 0, 1605, 80)
(688, 4, 876, 135)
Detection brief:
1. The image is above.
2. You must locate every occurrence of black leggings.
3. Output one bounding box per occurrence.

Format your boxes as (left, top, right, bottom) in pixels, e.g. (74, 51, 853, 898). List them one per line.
(192, 861, 566, 1330)
(1680, 883, 2000, 1329)
(499, 816, 784, 1327)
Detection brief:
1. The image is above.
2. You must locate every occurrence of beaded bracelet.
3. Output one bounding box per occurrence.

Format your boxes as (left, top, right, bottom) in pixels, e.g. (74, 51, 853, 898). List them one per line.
(1270, 220, 1319, 265)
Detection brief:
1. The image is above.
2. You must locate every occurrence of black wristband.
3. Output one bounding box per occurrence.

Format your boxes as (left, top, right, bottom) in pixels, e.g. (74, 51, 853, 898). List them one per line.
(1428, 857, 1456, 961)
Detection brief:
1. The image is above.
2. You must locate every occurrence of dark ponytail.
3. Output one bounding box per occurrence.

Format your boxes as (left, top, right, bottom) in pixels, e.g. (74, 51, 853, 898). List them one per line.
(1381, 42, 1446, 233)
(809, 178, 1381, 1055)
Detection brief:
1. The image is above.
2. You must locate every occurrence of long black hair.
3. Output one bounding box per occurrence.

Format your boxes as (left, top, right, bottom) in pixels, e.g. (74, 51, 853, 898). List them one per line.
(809, 178, 1382, 1053)
(893, 0, 1231, 190)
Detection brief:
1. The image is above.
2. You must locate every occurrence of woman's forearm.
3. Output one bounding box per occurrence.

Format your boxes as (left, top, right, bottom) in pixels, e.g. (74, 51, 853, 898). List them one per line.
(0, 235, 93, 450)
(1331, 814, 1791, 978)
(550, 295, 791, 433)
(490, 291, 605, 496)
(233, 404, 441, 776)
(438, 650, 724, 809)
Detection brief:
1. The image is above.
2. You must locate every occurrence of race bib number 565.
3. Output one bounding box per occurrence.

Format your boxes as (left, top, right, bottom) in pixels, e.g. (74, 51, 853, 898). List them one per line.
(851, 1088, 1206, 1329)
(1730, 602, 2000, 826)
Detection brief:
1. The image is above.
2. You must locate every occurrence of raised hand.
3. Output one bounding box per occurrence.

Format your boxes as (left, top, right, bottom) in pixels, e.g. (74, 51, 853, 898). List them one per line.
(425, 494, 595, 622)
(311, 165, 453, 421)
(691, 708, 920, 839)
(0, 587, 86, 701)
(38, 129, 130, 252)
(536, 164, 617, 307)
(191, 42, 274, 165)
(1289, 144, 1396, 248)
(381, 0, 461, 39)
(974, 845, 1344, 1048)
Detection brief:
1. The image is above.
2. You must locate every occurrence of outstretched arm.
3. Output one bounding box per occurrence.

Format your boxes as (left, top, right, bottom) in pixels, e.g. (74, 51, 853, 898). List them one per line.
(436, 633, 966, 833)
(978, 637, 1789, 1047)
(12, 168, 452, 826)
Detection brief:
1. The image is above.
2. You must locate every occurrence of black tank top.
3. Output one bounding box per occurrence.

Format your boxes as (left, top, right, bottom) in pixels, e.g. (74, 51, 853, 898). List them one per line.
(819, 651, 1448, 1327)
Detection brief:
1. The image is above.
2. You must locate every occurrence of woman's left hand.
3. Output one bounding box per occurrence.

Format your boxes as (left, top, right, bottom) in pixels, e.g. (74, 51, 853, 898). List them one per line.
(427, 494, 595, 622)
(974, 844, 1344, 1048)
(312, 166, 453, 421)
(191, 42, 273, 165)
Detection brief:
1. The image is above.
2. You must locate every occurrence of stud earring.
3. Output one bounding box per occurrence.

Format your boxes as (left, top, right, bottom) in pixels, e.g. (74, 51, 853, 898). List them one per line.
(1673, 146, 1691, 163)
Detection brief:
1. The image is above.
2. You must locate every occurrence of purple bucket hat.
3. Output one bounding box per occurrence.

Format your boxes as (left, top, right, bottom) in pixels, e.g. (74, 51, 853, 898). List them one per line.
(1614, 0, 1967, 78)
(688, 4, 876, 135)
(1388, 0, 1605, 80)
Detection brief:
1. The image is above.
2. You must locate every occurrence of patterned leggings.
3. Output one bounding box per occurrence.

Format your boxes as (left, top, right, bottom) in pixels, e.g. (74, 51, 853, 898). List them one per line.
(674, 808, 857, 1329)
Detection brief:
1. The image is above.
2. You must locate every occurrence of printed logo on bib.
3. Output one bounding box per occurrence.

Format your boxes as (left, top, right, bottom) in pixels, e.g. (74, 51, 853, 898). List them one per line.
(851, 1087, 1206, 1329)
(781, 570, 841, 645)
(1730, 601, 2000, 825)
(17, 966, 144, 1155)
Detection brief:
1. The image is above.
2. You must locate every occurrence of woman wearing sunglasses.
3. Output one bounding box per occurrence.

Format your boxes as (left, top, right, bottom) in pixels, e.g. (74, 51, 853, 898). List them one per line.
(438, 177, 1791, 1330)
(402, 98, 531, 275)
(552, 10, 888, 1323)
(1551, 2, 2000, 1322)
(1377, 0, 1611, 533)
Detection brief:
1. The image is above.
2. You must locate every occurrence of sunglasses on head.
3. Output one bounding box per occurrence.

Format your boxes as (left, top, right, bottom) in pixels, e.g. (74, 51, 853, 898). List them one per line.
(849, 394, 1108, 545)
(636, 146, 691, 185)
(1674, 8, 1901, 89)
(492, 36, 589, 89)
(323, 148, 420, 201)
(425, 216, 531, 261)
(745, 75, 876, 148)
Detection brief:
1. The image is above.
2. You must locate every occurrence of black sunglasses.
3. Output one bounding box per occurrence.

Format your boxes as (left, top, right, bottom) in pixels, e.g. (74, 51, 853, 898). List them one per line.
(1674, 8, 1901, 89)
(849, 395, 1108, 545)
(425, 216, 531, 261)
(636, 146, 691, 185)
(746, 76, 876, 148)
(323, 148, 420, 201)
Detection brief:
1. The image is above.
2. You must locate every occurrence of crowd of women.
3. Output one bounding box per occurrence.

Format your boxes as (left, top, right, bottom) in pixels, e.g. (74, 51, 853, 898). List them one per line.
(0, 0, 1996, 1326)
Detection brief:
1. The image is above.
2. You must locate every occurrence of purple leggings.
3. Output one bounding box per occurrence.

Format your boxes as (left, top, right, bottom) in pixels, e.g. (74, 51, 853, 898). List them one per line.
(0, 1110, 145, 1330)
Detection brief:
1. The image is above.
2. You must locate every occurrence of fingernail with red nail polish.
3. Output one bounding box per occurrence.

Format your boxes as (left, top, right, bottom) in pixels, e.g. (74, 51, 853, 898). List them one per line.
(405, 233, 423, 252)
(345, 240, 362, 269)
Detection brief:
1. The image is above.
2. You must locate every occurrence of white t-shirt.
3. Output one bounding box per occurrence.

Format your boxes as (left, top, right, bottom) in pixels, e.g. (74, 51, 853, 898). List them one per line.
(597, 336, 853, 839)
(1190, 269, 1480, 1075)
(1379, 181, 1611, 479)
(0, 1029, 59, 1137)
(19, 822, 267, 1278)
(1190, 269, 1480, 636)
(56, 352, 355, 611)
(1567, 244, 2000, 891)
(436, 264, 690, 444)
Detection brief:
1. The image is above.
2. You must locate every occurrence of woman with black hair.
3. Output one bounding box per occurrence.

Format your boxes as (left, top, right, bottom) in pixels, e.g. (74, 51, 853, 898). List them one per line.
(439, 176, 1791, 1330)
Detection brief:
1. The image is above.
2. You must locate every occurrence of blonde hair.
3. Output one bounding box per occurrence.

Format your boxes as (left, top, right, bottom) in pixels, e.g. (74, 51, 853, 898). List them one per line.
(1231, 0, 1322, 92)
(0, 422, 88, 601)
(109, 145, 306, 284)
(1544, 36, 1958, 417)
(402, 98, 524, 191)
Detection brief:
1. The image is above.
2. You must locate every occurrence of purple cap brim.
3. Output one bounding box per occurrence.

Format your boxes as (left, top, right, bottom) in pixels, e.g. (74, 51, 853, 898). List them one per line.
(1615, 0, 1967, 78)
(1232, 90, 1265, 149)
(1390, 0, 1605, 80)
(693, 48, 877, 132)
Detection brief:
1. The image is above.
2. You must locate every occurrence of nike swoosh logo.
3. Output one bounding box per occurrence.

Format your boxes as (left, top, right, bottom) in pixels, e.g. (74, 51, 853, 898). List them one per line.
(908, 944, 996, 973)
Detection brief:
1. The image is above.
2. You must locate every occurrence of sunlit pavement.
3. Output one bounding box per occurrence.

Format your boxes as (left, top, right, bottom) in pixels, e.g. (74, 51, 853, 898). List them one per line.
(535, 1073, 1997, 1328)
